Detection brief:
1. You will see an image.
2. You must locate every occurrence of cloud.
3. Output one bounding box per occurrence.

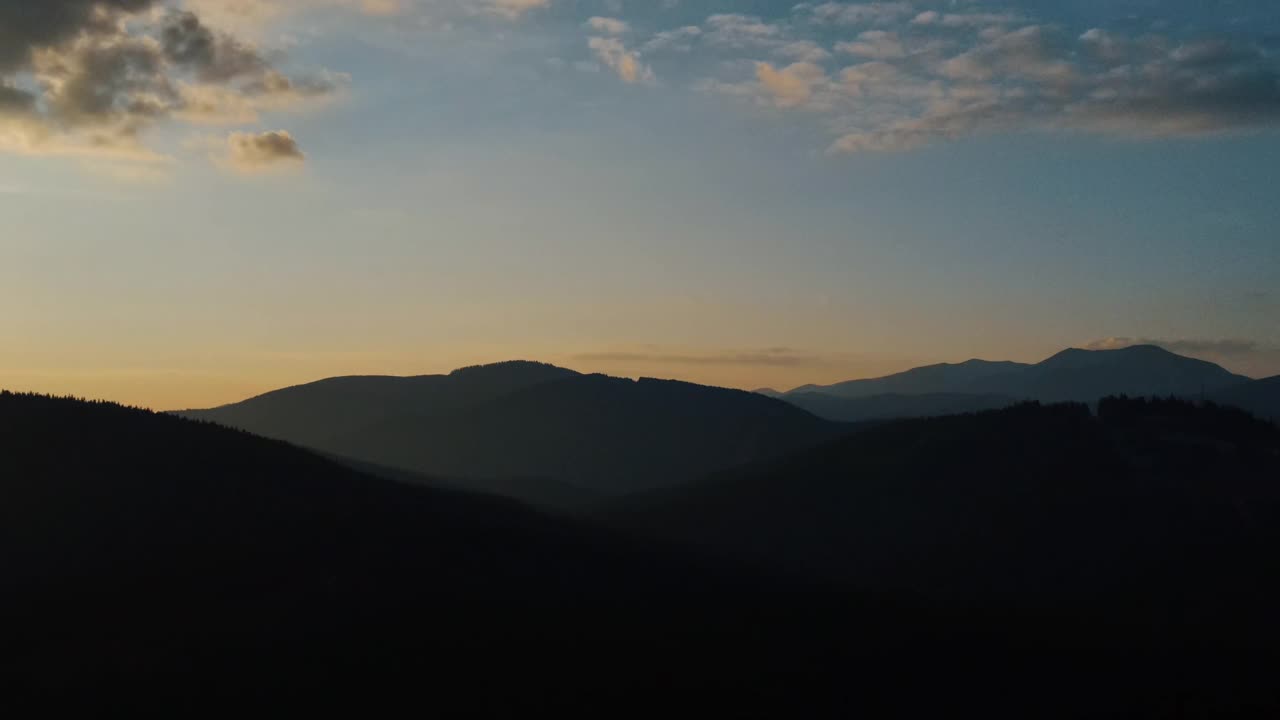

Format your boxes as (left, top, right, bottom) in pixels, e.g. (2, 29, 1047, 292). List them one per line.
(223, 129, 304, 171)
(642, 26, 701, 53)
(589, 37, 655, 84)
(0, 1, 342, 172)
(587, 17, 630, 36)
(912, 11, 1022, 28)
(704, 14, 782, 48)
(481, 0, 550, 20)
(755, 62, 827, 108)
(670, 3, 1280, 154)
(0, 0, 345, 174)
(805, 2, 915, 27)
(836, 30, 906, 59)
(777, 40, 831, 64)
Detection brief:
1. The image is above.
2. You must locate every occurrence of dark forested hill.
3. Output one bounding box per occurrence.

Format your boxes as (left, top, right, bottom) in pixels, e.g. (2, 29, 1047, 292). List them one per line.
(607, 398, 1280, 616)
(179, 364, 846, 503)
(4, 392, 1278, 716)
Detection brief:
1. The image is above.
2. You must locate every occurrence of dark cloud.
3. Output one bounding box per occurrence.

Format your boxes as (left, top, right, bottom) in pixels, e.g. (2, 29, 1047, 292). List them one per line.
(38, 37, 175, 129)
(0, 83, 35, 113)
(161, 11, 267, 83)
(0, 1, 341, 168)
(226, 130, 305, 170)
(0, 0, 157, 72)
(242, 70, 344, 99)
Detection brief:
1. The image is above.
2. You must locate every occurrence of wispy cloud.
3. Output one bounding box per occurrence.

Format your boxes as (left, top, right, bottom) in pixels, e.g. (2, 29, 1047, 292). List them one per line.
(656, 2, 1280, 153)
(589, 36, 656, 84)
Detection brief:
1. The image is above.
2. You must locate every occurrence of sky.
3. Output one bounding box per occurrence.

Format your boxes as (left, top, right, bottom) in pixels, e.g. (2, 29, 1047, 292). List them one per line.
(2, 0, 1279, 409)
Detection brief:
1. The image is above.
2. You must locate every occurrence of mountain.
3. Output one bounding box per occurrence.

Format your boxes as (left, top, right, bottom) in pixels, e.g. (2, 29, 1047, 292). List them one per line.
(788, 359, 1030, 399)
(1211, 375, 1280, 422)
(782, 391, 1017, 423)
(180, 363, 845, 503)
(607, 398, 1280, 613)
(980, 345, 1252, 403)
(776, 346, 1251, 408)
(175, 360, 579, 449)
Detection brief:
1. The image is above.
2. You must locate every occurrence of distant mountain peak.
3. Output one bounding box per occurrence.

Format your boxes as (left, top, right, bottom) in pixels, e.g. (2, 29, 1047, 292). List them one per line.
(1039, 344, 1213, 370)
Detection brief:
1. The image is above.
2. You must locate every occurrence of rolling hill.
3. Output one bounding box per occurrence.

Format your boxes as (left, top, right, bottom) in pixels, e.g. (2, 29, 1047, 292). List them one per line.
(179, 363, 846, 503)
(173, 360, 579, 448)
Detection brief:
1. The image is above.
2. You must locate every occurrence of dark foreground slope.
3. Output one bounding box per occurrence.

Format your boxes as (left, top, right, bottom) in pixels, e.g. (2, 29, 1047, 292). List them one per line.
(609, 398, 1280, 616)
(4, 393, 1278, 717)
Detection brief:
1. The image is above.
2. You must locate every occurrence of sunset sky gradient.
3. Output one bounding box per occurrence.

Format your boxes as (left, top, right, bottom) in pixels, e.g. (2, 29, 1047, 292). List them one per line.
(3, 0, 1278, 409)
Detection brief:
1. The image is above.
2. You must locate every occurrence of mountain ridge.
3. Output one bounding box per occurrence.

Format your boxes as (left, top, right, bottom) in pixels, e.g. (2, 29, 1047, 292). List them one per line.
(768, 346, 1253, 421)
(177, 361, 846, 505)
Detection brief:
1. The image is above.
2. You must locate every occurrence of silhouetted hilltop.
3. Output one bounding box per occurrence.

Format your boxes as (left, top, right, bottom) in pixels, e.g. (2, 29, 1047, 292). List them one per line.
(607, 398, 1280, 616)
(776, 346, 1251, 415)
(987, 345, 1250, 402)
(179, 364, 845, 504)
(176, 360, 579, 449)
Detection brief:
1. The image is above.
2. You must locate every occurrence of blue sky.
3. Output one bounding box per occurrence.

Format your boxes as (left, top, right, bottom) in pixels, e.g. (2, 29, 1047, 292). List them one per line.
(1, 0, 1278, 408)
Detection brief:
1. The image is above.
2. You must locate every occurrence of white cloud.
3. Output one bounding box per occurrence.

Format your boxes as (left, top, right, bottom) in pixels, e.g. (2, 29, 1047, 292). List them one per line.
(836, 30, 905, 59)
(589, 36, 655, 84)
(806, 2, 915, 27)
(587, 16, 629, 35)
(481, 0, 550, 20)
(705, 14, 783, 48)
(642, 25, 701, 53)
(776, 40, 831, 63)
(755, 62, 828, 108)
